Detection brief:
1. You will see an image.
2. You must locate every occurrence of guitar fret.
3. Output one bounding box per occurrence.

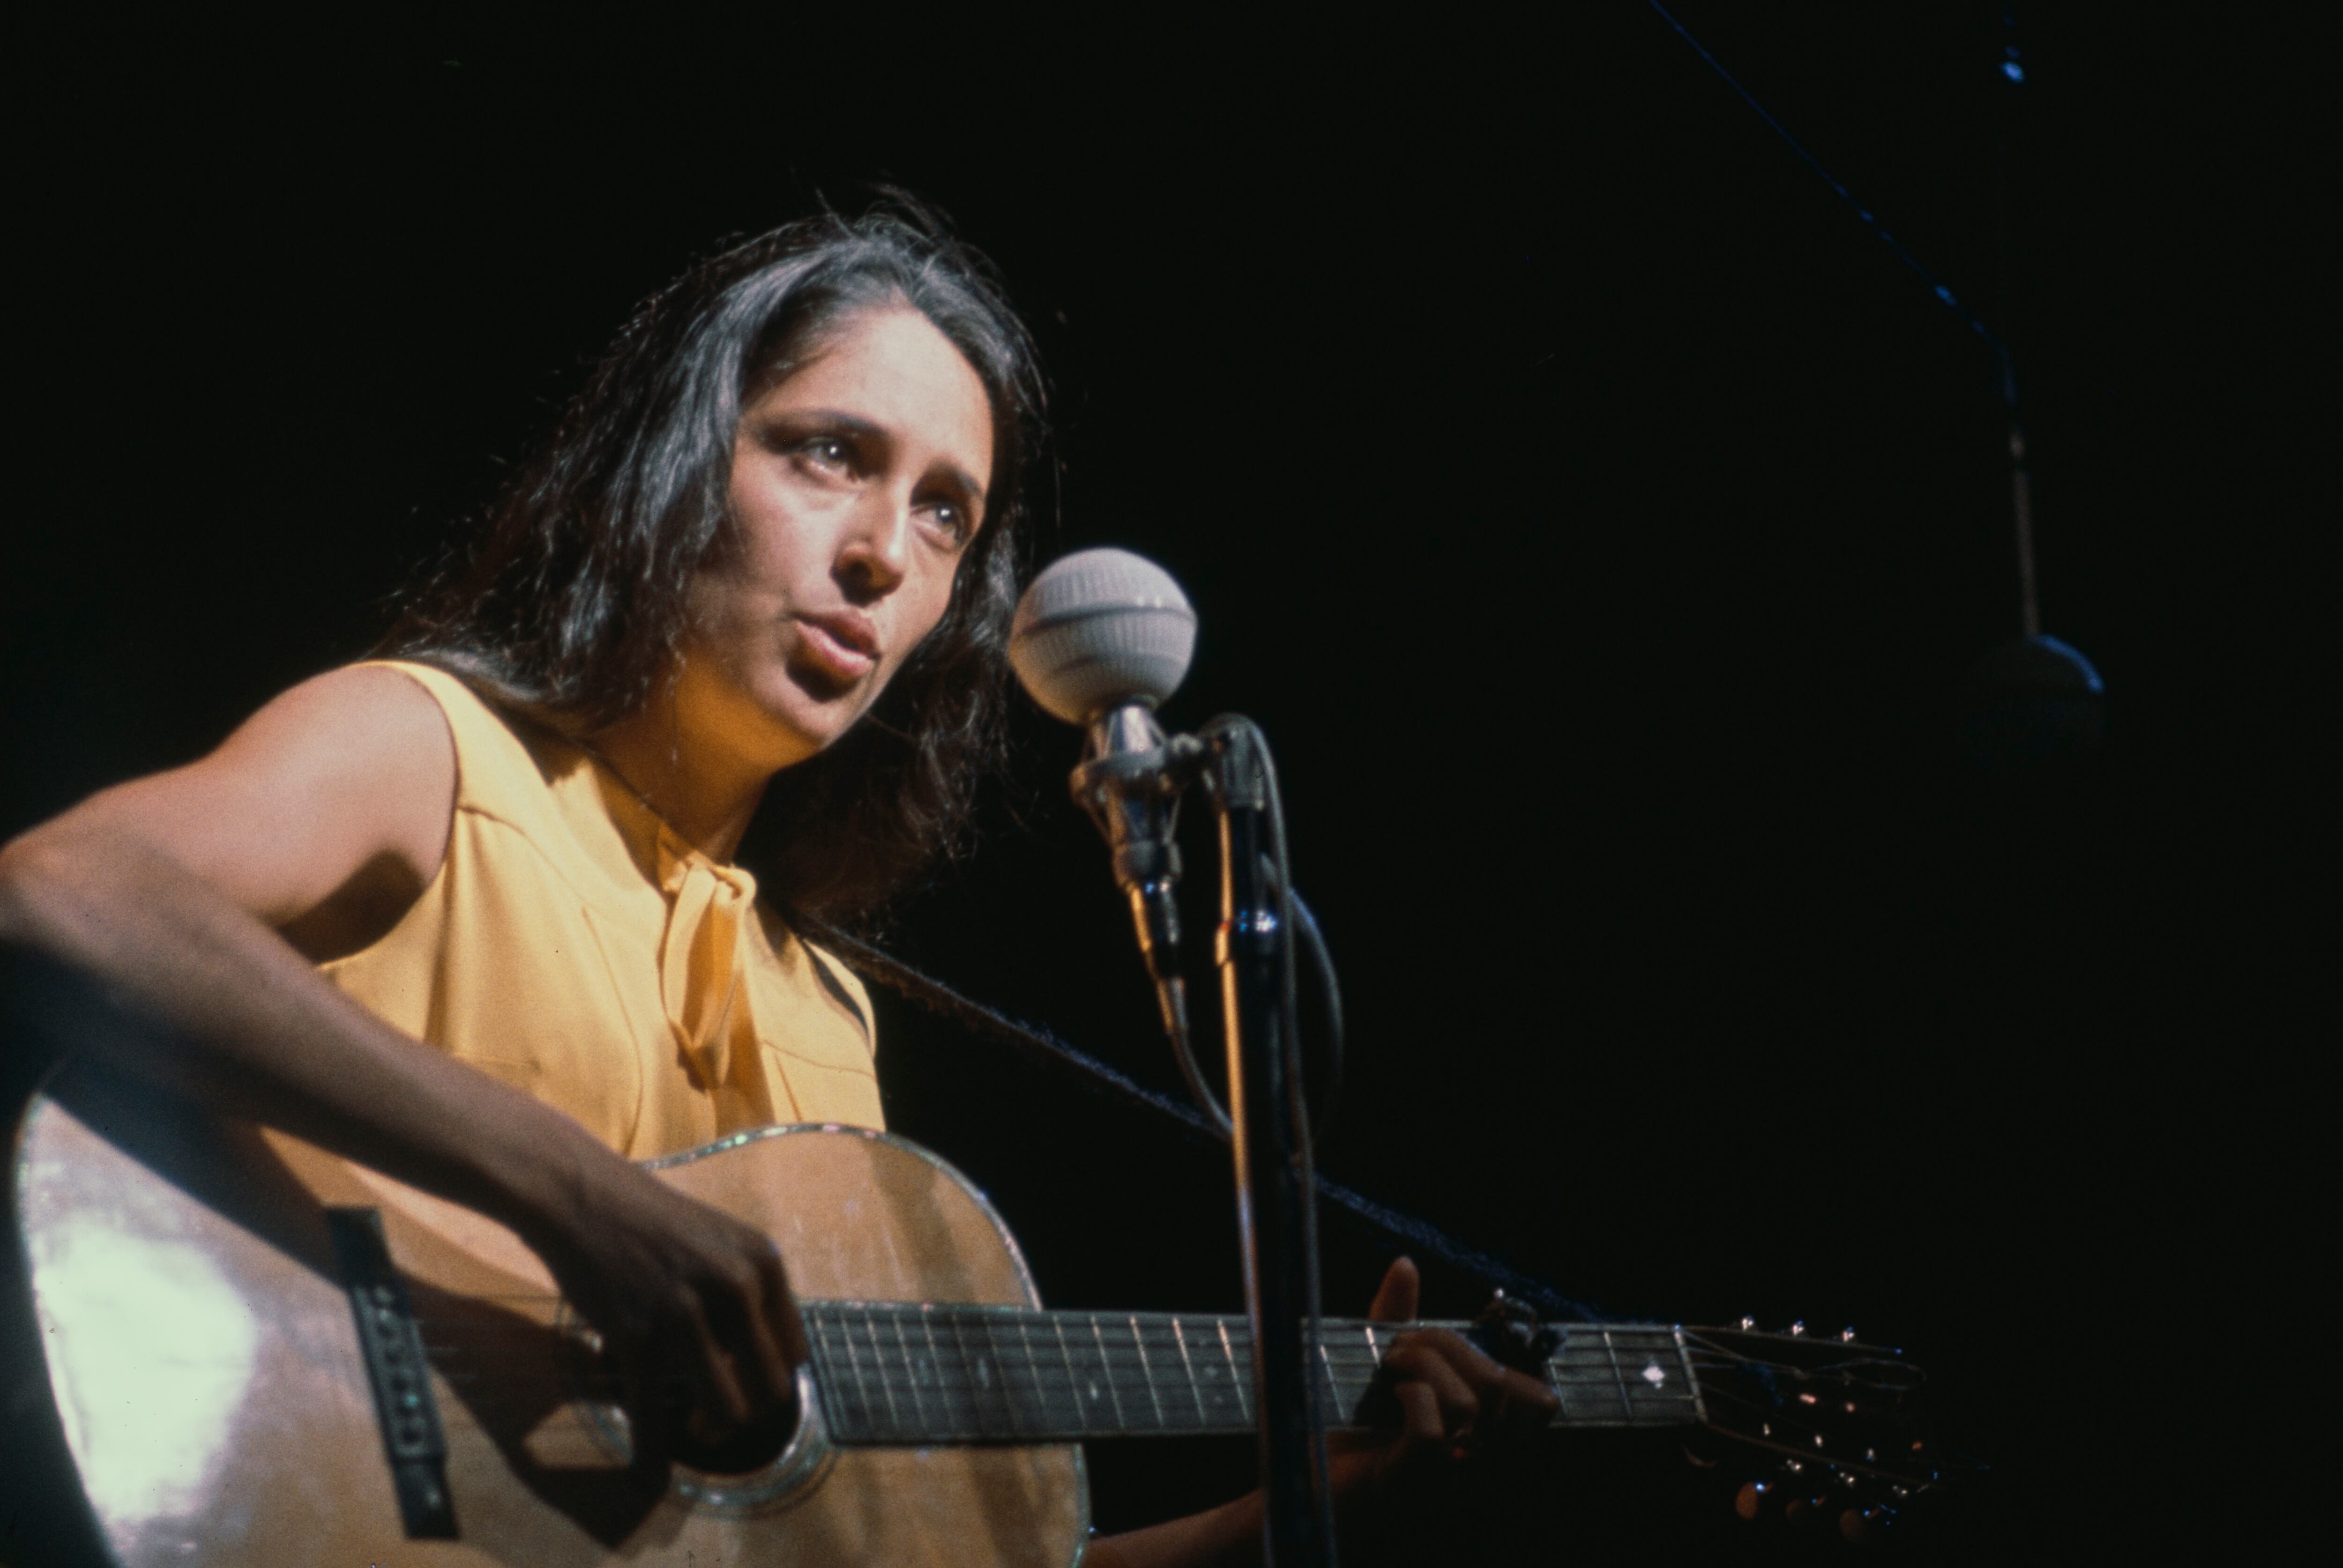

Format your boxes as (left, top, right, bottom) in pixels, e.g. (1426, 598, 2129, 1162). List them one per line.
(1542, 1325, 1702, 1428)
(1673, 1330, 1707, 1427)
(1089, 1315, 1129, 1432)
(953, 1309, 1005, 1437)
(808, 1312, 849, 1436)
(1135, 1316, 1200, 1432)
(889, 1308, 933, 1433)
(924, 1307, 968, 1434)
(1015, 1312, 1052, 1437)
(1169, 1317, 1209, 1428)
(1127, 1314, 1167, 1431)
(857, 1306, 903, 1440)
(956, 1308, 996, 1436)
(1328, 1323, 1375, 1420)
(843, 1308, 873, 1439)
(1218, 1319, 1253, 1425)
(1049, 1314, 1078, 1432)
(1040, 1315, 1078, 1432)
(809, 1313, 843, 1431)
(1060, 1313, 1116, 1432)
(841, 1310, 879, 1439)
(961, 1312, 996, 1434)
(1603, 1329, 1633, 1420)
(1353, 1323, 1383, 1425)
(919, 1308, 953, 1434)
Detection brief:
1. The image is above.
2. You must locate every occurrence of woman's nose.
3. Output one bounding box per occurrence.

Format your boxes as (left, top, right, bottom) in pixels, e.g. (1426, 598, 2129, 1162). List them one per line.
(835, 494, 911, 599)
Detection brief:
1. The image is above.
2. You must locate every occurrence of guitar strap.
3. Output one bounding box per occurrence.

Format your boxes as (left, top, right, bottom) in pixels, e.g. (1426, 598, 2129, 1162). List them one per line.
(785, 913, 1602, 1323)
(803, 943, 874, 1044)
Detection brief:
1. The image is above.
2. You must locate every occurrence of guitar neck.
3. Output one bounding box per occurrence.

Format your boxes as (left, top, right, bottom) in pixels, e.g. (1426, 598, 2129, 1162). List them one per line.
(802, 1301, 1702, 1445)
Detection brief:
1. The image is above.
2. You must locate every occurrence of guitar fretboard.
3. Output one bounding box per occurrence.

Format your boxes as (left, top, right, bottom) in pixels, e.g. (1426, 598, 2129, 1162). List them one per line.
(801, 1302, 1701, 1445)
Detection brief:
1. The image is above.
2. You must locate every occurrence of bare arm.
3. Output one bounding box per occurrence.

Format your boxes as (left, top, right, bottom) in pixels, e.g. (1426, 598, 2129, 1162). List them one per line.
(0, 666, 799, 1446)
(0, 667, 588, 1224)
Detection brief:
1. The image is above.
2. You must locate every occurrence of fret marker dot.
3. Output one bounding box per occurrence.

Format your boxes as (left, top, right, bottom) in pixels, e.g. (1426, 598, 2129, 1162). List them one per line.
(1642, 1363, 1665, 1386)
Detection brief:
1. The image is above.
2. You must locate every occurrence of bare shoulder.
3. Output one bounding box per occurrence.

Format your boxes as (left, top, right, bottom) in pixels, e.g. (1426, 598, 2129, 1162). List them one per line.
(210, 663, 455, 784)
(22, 664, 459, 930)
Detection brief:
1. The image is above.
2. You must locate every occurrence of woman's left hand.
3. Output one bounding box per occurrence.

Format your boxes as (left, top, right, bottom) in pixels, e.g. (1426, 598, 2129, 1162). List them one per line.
(1084, 1256, 1560, 1568)
(1327, 1256, 1560, 1512)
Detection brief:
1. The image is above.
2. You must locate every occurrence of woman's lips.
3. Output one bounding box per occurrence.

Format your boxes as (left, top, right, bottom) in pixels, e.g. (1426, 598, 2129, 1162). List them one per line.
(792, 615, 878, 682)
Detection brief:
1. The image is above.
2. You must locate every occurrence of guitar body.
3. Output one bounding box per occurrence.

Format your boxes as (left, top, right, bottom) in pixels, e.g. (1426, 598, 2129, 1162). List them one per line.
(14, 1070, 1085, 1568)
(13, 1063, 1944, 1563)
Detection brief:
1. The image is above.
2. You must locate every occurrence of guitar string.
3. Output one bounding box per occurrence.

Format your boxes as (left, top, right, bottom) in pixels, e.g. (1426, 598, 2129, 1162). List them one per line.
(408, 1307, 1697, 1431)
(406, 1322, 1683, 1372)
(414, 1396, 1692, 1432)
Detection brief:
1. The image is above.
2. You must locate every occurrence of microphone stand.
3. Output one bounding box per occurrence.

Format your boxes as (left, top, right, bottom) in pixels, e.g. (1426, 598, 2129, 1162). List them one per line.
(1202, 722, 1338, 1568)
(1076, 713, 1337, 1568)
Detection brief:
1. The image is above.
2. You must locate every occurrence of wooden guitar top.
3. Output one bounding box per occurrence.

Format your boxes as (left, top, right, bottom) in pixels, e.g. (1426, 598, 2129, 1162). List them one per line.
(15, 1071, 1086, 1567)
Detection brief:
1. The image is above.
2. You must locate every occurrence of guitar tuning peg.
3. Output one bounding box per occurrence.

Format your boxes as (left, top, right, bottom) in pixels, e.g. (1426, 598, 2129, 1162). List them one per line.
(1840, 1326, 1857, 1341)
(1789, 1320, 1807, 1336)
(1839, 1504, 1893, 1545)
(1733, 1479, 1772, 1521)
(1739, 1315, 1757, 1331)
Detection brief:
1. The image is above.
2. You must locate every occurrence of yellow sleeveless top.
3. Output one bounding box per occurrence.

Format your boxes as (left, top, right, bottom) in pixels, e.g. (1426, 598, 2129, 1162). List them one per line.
(320, 661, 884, 1159)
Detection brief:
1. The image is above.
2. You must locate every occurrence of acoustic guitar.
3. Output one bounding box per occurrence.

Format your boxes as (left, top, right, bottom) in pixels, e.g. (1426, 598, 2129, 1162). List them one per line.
(12, 1064, 1942, 1565)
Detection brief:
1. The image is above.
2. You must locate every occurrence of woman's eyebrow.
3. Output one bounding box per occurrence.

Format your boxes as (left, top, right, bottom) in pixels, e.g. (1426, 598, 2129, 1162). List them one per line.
(784, 409, 887, 445)
(930, 460, 986, 510)
(783, 408, 984, 505)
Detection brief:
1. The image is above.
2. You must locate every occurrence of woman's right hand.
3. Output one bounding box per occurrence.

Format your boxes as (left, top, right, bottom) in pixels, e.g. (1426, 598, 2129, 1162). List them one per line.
(525, 1151, 807, 1469)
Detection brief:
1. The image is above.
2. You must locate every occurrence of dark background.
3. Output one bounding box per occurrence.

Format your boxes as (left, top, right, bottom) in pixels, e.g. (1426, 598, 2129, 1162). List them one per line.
(5, 3, 2317, 1562)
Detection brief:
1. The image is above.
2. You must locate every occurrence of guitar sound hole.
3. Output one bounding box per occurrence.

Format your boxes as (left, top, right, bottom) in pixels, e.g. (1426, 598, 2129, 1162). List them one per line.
(673, 1397, 800, 1476)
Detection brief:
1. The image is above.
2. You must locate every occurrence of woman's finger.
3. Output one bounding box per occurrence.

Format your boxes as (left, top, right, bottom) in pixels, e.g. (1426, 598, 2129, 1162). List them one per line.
(1393, 1379, 1446, 1453)
(614, 1345, 674, 1478)
(1408, 1327, 1508, 1390)
(751, 1238, 805, 1392)
(1366, 1256, 1419, 1324)
(1380, 1343, 1480, 1437)
(1384, 1329, 1560, 1445)
(677, 1289, 753, 1433)
(708, 1243, 793, 1413)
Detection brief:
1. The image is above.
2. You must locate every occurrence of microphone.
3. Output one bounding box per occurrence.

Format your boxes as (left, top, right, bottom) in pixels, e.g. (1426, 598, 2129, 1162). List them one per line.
(1009, 549, 1199, 1041)
(1015, 550, 1341, 1565)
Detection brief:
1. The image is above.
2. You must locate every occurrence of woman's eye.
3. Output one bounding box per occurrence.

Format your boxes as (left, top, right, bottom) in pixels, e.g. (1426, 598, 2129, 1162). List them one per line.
(797, 437, 851, 471)
(925, 502, 972, 543)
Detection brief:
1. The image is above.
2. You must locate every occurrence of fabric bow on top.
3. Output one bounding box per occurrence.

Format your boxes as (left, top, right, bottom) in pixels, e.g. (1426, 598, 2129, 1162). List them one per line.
(651, 831, 777, 1129)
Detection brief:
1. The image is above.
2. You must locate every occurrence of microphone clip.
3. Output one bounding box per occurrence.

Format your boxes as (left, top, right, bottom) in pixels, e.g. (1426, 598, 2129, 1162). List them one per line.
(1069, 703, 1206, 1048)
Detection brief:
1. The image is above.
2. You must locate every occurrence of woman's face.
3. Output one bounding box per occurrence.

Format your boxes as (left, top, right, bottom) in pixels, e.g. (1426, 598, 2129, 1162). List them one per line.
(678, 305, 995, 774)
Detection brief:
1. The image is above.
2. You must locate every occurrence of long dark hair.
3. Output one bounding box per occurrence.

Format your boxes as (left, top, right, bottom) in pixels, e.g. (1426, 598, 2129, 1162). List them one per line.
(383, 201, 1048, 920)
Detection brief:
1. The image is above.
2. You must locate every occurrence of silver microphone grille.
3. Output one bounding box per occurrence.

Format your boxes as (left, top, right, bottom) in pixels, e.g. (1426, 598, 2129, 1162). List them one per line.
(1009, 548, 1198, 725)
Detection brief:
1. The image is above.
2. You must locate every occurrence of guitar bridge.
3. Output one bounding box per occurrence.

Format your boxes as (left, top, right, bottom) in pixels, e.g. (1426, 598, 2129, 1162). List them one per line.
(327, 1208, 459, 1539)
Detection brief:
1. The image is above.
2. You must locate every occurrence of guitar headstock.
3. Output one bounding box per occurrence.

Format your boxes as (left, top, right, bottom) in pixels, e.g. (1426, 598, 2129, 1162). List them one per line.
(1684, 1318, 1957, 1536)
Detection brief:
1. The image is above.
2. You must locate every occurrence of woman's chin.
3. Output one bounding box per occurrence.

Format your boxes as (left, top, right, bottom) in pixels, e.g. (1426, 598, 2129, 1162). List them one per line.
(758, 671, 871, 758)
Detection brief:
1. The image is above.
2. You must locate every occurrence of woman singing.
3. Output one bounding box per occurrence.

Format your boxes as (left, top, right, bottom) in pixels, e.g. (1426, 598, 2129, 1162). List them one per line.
(0, 202, 1552, 1566)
